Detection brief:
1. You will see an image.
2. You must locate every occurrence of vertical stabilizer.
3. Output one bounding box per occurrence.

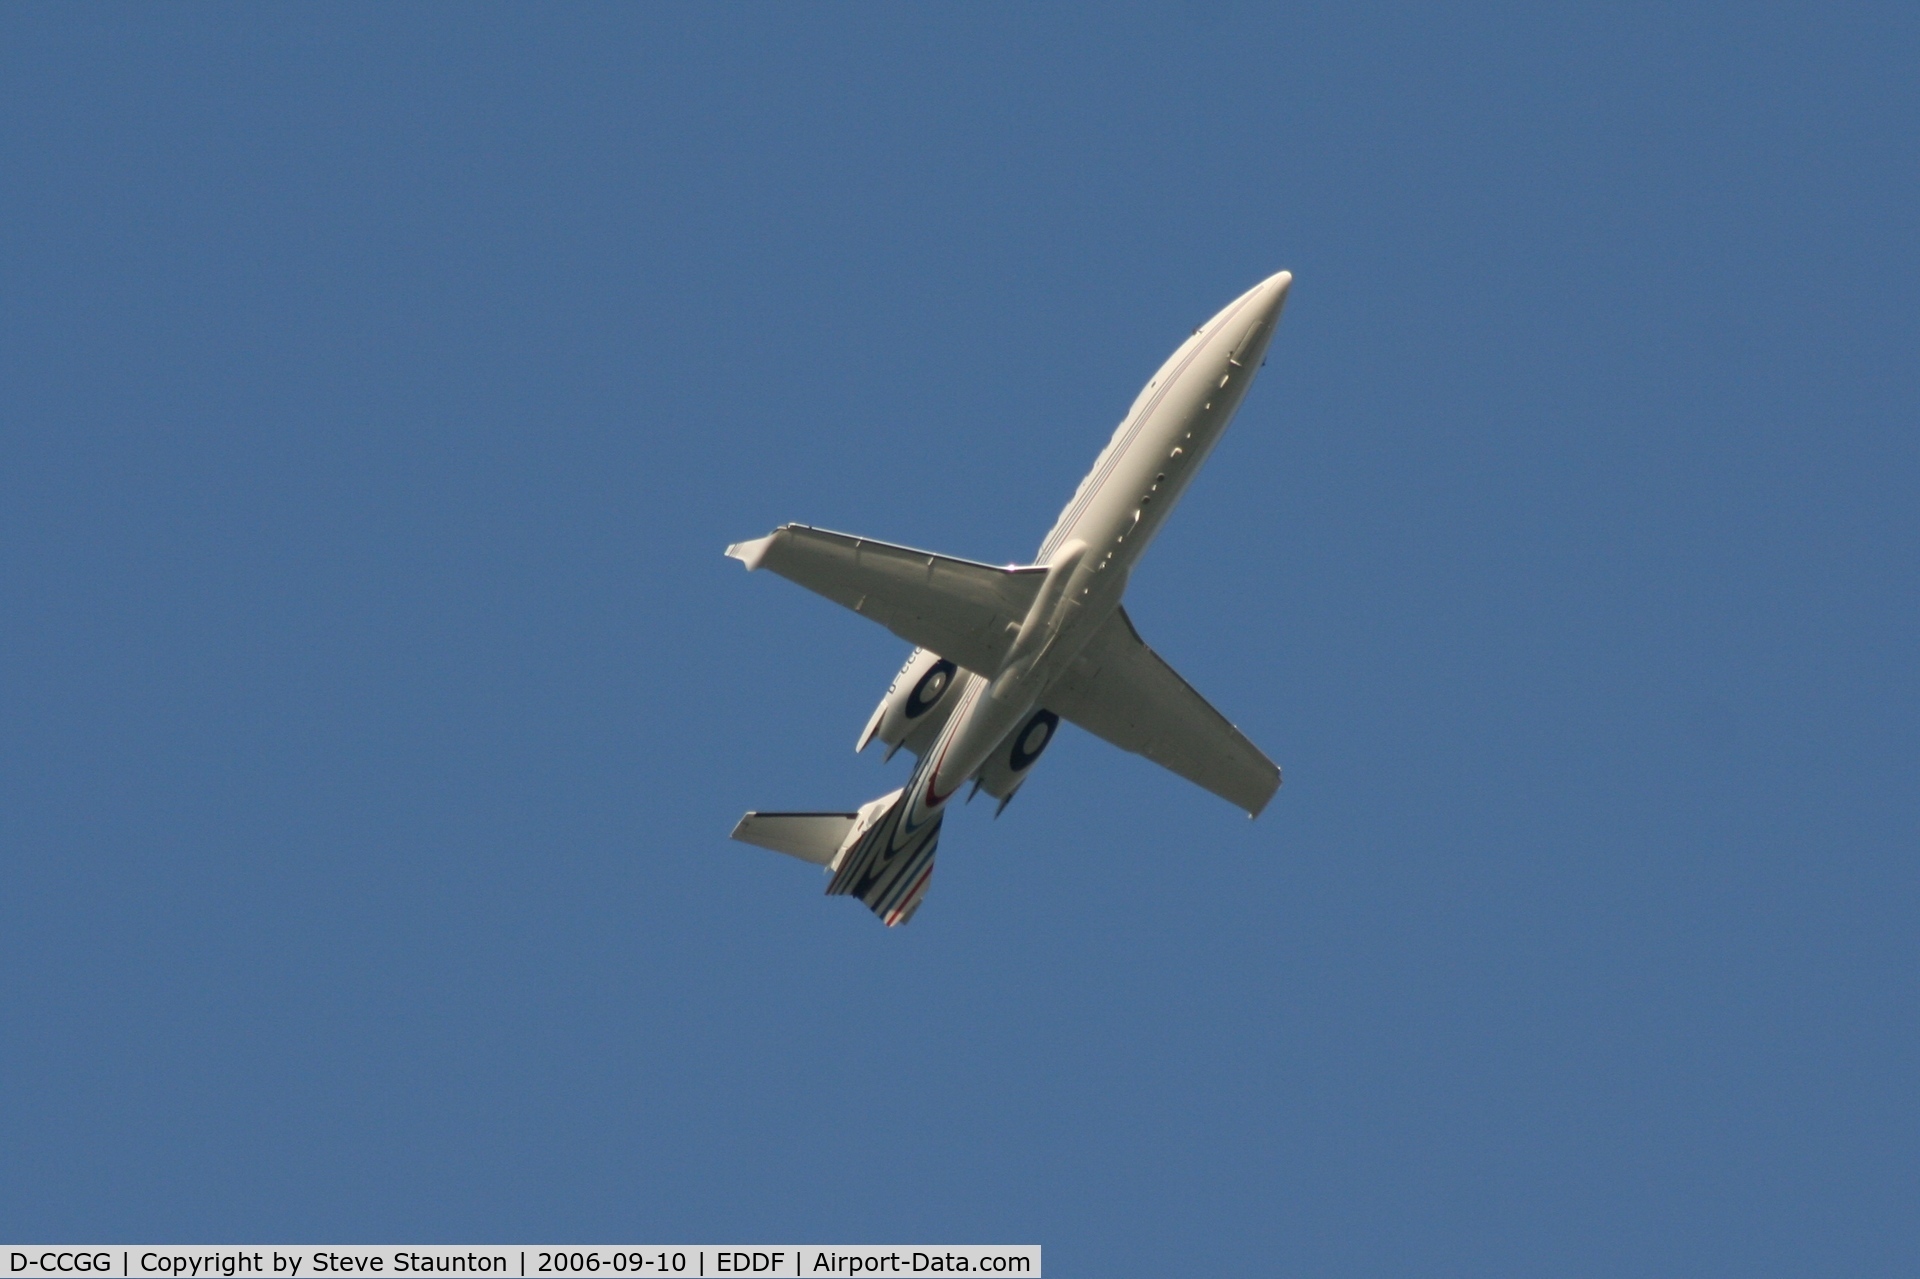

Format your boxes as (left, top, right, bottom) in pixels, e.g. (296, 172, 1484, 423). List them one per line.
(826, 788, 943, 926)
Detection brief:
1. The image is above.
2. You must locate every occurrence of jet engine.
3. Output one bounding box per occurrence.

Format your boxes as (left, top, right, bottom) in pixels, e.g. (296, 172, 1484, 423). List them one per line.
(970, 706, 1061, 812)
(856, 648, 961, 758)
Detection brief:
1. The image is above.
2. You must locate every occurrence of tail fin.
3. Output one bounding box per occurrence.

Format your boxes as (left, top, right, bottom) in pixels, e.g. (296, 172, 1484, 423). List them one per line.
(730, 788, 941, 926)
(827, 787, 942, 926)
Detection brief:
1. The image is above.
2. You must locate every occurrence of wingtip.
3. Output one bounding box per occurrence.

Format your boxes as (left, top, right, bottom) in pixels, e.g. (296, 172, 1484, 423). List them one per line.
(1245, 767, 1282, 819)
(725, 533, 776, 571)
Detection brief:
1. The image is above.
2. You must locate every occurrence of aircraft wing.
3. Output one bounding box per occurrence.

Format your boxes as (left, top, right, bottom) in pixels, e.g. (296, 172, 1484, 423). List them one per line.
(1045, 607, 1280, 816)
(727, 524, 1048, 676)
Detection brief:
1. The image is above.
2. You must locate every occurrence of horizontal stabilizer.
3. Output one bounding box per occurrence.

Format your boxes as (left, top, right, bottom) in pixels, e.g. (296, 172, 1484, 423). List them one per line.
(727, 524, 1047, 677)
(1047, 607, 1281, 816)
(730, 811, 860, 866)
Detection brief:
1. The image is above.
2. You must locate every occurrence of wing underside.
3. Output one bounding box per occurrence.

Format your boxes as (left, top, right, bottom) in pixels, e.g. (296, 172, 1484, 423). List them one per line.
(1046, 607, 1280, 816)
(727, 525, 1046, 677)
(726, 527, 1278, 817)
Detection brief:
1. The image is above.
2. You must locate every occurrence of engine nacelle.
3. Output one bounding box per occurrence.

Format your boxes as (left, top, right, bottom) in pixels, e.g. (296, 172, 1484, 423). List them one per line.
(971, 706, 1061, 810)
(857, 648, 962, 758)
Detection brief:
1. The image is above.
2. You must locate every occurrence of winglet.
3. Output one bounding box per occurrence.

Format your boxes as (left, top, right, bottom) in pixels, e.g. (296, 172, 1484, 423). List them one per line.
(725, 532, 778, 571)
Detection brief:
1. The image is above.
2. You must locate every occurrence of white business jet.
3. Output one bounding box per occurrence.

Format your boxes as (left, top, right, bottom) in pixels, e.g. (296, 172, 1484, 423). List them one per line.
(727, 270, 1292, 924)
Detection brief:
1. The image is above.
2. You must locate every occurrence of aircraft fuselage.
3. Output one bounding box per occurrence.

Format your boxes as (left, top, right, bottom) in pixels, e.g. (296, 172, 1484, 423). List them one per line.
(897, 271, 1292, 836)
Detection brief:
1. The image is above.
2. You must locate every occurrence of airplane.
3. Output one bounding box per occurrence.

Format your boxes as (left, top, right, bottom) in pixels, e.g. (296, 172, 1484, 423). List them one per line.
(725, 269, 1293, 925)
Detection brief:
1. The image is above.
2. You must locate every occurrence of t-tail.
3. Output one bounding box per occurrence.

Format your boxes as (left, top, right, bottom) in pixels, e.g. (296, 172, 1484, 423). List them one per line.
(730, 787, 941, 927)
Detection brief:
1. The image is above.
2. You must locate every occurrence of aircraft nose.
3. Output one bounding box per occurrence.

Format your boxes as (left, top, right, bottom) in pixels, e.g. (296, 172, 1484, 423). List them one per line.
(1229, 269, 1291, 364)
(1255, 270, 1292, 321)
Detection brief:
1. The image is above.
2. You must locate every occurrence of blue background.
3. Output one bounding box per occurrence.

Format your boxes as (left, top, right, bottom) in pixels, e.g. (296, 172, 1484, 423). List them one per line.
(3, 5, 1914, 1272)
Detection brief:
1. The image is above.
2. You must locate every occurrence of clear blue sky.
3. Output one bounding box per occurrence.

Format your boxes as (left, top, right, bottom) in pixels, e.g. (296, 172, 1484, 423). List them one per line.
(3, 5, 1914, 1273)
